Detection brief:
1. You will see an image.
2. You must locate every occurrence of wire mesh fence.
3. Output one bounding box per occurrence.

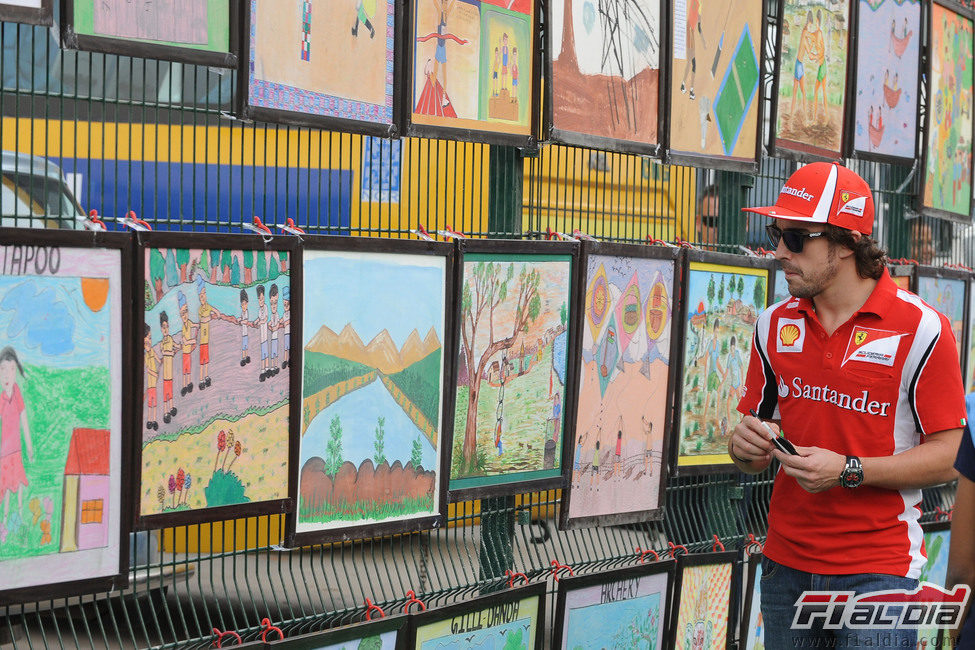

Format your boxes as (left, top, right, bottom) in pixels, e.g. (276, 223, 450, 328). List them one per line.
(0, 7, 963, 650)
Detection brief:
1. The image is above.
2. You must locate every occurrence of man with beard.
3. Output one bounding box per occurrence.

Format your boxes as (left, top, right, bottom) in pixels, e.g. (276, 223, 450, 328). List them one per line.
(728, 163, 965, 647)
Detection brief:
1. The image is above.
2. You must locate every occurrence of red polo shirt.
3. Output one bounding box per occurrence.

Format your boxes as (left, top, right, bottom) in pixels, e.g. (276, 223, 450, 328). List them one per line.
(738, 269, 966, 578)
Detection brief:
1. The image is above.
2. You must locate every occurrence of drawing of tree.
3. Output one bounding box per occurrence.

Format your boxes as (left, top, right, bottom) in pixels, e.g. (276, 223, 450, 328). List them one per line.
(325, 415, 343, 477)
(268, 256, 279, 281)
(706, 275, 716, 312)
(210, 249, 221, 282)
(231, 257, 241, 285)
(373, 416, 387, 466)
(560, 302, 568, 326)
(357, 636, 383, 650)
(737, 276, 745, 301)
(176, 468, 186, 504)
(411, 436, 423, 469)
(243, 250, 254, 284)
(183, 474, 192, 505)
(718, 276, 726, 305)
(176, 249, 190, 283)
(279, 251, 288, 273)
(168, 474, 177, 508)
(459, 262, 541, 467)
(257, 250, 268, 282)
(165, 249, 179, 289)
(227, 441, 242, 472)
(149, 248, 166, 301)
(753, 277, 766, 310)
(221, 250, 233, 283)
(198, 251, 209, 277)
(215, 430, 227, 472)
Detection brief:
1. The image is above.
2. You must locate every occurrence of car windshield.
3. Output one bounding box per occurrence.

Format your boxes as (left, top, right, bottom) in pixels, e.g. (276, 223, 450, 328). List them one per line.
(1, 171, 84, 228)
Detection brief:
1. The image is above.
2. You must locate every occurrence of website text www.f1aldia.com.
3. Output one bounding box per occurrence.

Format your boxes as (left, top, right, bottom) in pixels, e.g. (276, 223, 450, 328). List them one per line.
(790, 634, 955, 648)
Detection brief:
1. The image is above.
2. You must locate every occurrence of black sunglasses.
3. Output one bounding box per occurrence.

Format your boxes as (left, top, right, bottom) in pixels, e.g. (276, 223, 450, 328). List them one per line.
(765, 224, 827, 253)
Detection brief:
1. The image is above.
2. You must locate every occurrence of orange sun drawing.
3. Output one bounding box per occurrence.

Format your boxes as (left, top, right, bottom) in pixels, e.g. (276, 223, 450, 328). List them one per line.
(81, 278, 109, 312)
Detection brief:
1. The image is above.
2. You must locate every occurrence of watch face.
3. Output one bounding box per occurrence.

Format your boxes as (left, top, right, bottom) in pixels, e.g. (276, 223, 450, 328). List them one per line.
(842, 463, 864, 488)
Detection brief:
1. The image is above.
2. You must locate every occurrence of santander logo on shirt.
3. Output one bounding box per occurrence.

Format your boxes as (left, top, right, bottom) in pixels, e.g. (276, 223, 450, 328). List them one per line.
(781, 375, 892, 416)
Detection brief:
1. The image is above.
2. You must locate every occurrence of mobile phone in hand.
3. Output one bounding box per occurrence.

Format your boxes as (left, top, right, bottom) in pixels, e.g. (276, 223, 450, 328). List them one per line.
(771, 435, 799, 456)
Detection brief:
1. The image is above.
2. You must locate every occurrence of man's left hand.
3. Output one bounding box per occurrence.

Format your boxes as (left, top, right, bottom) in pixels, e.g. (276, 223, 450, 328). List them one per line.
(772, 445, 846, 493)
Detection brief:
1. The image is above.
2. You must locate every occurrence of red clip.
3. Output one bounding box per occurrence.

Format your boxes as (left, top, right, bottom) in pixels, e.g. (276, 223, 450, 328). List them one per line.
(211, 628, 242, 648)
(122, 210, 152, 230)
(365, 598, 386, 621)
(259, 618, 283, 642)
(505, 569, 528, 588)
(417, 224, 433, 240)
(545, 227, 558, 240)
(674, 237, 693, 249)
(712, 535, 725, 552)
(667, 542, 688, 559)
(279, 218, 305, 234)
(935, 506, 953, 521)
(635, 546, 659, 564)
(403, 589, 427, 613)
(445, 225, 466, 238)
(252, 216, 272, 234)
(84, 209, 106, 231)
(744, 533, 764, 556)
(550, 560, 575, 582)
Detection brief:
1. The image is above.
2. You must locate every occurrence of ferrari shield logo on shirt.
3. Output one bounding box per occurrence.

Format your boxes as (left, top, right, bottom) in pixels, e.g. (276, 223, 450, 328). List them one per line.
(777, 318, 805, 353)
(842, 326, 906, 367)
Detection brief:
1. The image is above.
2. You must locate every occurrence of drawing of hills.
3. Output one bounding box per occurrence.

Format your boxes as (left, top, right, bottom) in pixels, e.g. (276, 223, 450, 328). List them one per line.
(305, 323, 441, 374)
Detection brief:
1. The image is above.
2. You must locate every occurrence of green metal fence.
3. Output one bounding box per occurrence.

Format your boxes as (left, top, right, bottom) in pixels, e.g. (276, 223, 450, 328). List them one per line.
(0, 7, 962, 649)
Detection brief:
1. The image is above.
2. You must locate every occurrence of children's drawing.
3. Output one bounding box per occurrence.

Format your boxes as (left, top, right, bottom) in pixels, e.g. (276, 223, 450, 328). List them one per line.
(967, 285, 975, 392)
(265, 617, 403, 649)
(672, 559, 733, 650)
(852, 0, 920, 160)
(678, 259, 768, 471)
(741, 557, 764, 650)
(411, 587, 543, 649)
(548, 0, 661, 150)
(565, 249, 675, 526)
(0, 243, 124, 596)
(669, 0, 762, 163)
(449, 251, 573, 495)
(917, 524, 950, 648)
(409, 0, 535, 139)
(556, 564, 671, 649)
(295, 248, 446, 541)
(922, 3, 973, 218)
(916, 274, 966, 373)
(139, 244, 290, 522)
(773, 0, 850, 159)
(772, 268, 790, 304)
(247, 0, 395, 128)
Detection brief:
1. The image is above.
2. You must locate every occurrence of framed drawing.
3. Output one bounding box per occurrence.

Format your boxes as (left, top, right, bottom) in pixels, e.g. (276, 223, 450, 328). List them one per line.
(770, 0, 852, 161)
(888, 263, 915, 293)
(667, 0, 765, 170)
(552, 559, 675, 648)
(239, 0, 401, 136)
(560, 242, 679, 529)
(847, 0, 921, 163)
(266, 616, 407, 649)
(967, 277, 975, 393)
(771, 267, 790, 304)
(62, 0, 238, 68)
(740, 552, 764, 650)
(546, 0, 663, 155)
(669, 550, 739, 650)
(408, 582, 546, 649)
(0, 229, 132, 604)
(287, 237, 453, 546)
(135, 233, 296, 529)
(920, 0, 974, 221)
(404, 0, 541, 145)
(918, 521, 951, 648)
(447, 239, 578, 501)
(915, 266, 969, 378)
(0, 0, 52, 25)
(674, 250, 773, 474)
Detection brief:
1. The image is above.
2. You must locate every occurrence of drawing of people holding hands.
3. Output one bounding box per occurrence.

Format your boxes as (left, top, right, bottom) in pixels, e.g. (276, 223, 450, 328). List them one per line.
(144, 323, 161, 430)
(177, 291, 198, 397)
(0, 347, 33, 538)
(195, 274, 228, 391)
(159, 311, 177, 423)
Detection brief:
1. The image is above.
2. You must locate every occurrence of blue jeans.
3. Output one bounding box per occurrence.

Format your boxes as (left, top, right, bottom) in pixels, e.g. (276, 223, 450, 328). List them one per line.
(761, 556, 918, 649)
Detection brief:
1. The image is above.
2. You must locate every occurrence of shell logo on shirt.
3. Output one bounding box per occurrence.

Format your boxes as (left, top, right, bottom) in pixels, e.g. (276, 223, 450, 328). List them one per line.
(777, 317, 805, 353)
(842, 326, 906, 367)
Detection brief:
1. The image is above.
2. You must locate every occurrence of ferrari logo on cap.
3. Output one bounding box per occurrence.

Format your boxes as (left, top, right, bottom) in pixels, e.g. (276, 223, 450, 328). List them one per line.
(841, 191, 851, 203)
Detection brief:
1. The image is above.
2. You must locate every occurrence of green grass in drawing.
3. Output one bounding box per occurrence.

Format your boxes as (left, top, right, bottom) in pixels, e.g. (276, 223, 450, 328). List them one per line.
(303, 351, 373, 398)
(298, 494, 434, 524)
(387, 349, 442, 428)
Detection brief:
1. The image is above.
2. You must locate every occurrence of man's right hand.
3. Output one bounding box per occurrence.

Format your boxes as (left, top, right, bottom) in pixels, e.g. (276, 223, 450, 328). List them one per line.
(729, 415, 777, 473)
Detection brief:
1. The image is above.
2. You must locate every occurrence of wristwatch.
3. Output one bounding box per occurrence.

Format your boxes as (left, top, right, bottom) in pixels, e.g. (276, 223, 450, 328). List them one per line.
(839, 455, 863, 489)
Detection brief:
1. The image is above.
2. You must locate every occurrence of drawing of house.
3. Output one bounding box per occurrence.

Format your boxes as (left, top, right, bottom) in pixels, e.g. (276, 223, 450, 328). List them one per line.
(60, 428, 111, 553)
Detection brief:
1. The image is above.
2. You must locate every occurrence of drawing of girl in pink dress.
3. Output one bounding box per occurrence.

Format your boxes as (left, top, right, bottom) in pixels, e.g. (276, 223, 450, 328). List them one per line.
(0, 346, 33, 537)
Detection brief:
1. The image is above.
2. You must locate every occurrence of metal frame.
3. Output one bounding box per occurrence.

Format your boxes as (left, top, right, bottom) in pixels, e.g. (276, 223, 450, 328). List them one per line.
(266, 615, 407, 649)
(0, 0, 52, 26)
(446, 238, 580, 502)
(559, 240, 680, 530)
(551, 558, 676, 649)
(672, 249, 775, 476)
(739, 551, 763, 647)
(888, 263, 917, 293)
(401, 0, 542, 146)
(60, 0, 239, 68)
(133, 231, 298, 530)
(845, 0, 924, 164)
(0, 228, 133, 605)
(914, 264, 971, 382)
(286, 235, 455, 547)
(664, 0, 767, 172)
(236, 0, 403, 138)
(918, 0, 975, 222)
(406, 581, 546, 649)
(768, 0, 853, 162)
(667, 549, 740, 650)
(544, 0, 667, 157)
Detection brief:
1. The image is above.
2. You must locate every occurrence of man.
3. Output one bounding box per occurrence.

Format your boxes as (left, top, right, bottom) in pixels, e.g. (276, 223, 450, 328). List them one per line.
(729, 162, 965, 646)
(947, 425, 975, 647)
(909, 218, 935, 265)
(696, 185, 720, 245)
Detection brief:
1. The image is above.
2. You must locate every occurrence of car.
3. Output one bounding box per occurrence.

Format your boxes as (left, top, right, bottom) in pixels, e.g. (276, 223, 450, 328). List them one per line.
(1, 150, 86, 229)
